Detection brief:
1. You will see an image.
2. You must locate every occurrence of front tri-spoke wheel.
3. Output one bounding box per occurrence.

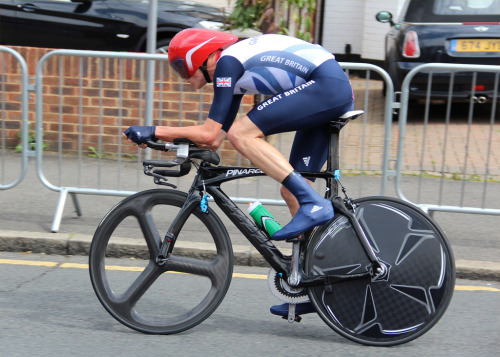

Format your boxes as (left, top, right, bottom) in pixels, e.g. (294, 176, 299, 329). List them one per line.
(89, 189, 233, 334)
(305, 197, 455, 346)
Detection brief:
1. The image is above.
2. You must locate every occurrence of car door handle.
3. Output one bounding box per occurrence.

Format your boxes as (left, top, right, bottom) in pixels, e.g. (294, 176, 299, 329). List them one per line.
(18, 3, 39, 12)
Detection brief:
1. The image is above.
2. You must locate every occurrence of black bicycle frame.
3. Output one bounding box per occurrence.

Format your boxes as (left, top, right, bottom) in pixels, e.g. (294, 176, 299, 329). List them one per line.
(158, 165, 375, 286)
(155, 116, 382, 286)
(194, 165, 294, 276)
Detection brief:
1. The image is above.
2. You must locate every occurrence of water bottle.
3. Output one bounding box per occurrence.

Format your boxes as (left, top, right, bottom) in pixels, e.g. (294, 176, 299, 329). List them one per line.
(247, 201, 282, 237)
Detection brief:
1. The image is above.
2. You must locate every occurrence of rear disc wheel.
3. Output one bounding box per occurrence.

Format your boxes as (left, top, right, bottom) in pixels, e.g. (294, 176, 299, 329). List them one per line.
(305, 196, 455, 346)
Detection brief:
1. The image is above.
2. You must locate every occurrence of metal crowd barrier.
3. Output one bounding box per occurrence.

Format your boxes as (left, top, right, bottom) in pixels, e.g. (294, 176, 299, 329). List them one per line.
(338, 62, 395, 197)
(16, 47, 500, 232)
(34, 50, 175, 232)
(31, 48, 396, 231)
(0, 46, 29, 190)
(397, 63, 500, 216)
(33, 49, 257, 232)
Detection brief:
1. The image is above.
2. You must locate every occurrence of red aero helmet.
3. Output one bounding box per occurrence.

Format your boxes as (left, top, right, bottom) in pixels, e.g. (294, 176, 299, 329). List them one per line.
(168, 29, 238, 79)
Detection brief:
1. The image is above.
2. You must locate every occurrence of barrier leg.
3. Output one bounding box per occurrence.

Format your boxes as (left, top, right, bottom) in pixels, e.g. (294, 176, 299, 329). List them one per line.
(70, 192, 82, 217)
(51, 188, 68, 233)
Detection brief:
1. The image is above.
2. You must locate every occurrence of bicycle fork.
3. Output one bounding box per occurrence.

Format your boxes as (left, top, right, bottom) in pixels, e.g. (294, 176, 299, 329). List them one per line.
(156, 192, 201, 265)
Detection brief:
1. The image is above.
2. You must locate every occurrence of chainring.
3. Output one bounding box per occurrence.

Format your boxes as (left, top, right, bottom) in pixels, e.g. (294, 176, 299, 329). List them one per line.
(267, 268, 310, 303)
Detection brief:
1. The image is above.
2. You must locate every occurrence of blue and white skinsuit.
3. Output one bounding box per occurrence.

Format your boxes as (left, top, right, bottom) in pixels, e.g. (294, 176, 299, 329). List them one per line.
(209, 34, 354, 173)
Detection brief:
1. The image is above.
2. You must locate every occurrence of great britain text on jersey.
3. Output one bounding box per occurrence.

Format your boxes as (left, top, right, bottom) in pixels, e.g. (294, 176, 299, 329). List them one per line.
(256, 80, 316, 111)
(260, 55, 310, 74)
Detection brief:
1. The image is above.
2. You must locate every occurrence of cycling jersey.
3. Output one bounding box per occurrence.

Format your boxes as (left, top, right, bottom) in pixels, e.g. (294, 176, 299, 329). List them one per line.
(208, 34, 354, 173)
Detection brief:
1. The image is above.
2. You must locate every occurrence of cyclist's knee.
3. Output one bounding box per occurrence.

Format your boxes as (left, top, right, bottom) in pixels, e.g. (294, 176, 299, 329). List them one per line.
(227, 119, 246, 148)
(227, 116, 263, 144)
(226, 126, 239, 146)
(226, 128, 242, 153)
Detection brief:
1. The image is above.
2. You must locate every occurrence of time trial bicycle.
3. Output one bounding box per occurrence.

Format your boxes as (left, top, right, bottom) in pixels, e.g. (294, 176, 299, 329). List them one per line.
(89, 110, 455, 346)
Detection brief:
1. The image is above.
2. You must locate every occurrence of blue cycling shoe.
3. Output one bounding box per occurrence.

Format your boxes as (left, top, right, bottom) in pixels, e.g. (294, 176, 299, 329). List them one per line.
(270, 302, 316, 316)
(272, 200, 333, 240)
(272, 171, 334, 241)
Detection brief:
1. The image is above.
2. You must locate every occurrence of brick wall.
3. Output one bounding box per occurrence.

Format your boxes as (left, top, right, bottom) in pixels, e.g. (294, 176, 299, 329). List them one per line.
(0, 46, 255, 165)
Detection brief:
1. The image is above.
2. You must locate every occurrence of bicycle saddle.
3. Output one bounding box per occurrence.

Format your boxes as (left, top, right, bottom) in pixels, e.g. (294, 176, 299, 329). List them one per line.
(336, 110, 364, 123)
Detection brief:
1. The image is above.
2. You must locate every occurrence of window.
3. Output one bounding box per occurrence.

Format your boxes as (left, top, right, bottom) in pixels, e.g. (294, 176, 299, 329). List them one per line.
(434, 0, 500, 15)
(403, 0, 500, 22)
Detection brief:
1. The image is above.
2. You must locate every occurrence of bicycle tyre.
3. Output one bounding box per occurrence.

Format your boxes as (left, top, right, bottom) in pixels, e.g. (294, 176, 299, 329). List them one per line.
(305, 196, 455, 346)
(89, 189, 233, 334)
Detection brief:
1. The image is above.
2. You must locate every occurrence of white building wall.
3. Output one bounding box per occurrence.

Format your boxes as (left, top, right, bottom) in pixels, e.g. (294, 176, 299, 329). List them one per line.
(195, 0, 236, 11)
(322, 0, 406, 60)
(360, 0, 404, 60)
(196, 0, 406, 60)
(321, 0, 365, 56)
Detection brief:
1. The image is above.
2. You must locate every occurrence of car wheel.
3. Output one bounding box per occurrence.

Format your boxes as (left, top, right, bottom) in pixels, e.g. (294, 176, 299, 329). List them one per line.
(156, 38, 171, 54)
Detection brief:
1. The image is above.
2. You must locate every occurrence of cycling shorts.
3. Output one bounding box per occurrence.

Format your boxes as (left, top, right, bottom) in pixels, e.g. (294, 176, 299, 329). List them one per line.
(246, 59, 354, 173)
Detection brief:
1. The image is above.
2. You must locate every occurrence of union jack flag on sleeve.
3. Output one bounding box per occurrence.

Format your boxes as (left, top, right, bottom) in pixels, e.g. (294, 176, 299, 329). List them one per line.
(216, 77, 232, 87)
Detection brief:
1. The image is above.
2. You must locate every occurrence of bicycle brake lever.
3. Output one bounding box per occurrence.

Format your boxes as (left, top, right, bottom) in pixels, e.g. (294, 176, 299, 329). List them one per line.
(153, 176, 177, 188)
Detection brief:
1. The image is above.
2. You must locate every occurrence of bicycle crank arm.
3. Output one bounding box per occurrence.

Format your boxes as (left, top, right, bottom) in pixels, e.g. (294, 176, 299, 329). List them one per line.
(287, 242, 301, 287)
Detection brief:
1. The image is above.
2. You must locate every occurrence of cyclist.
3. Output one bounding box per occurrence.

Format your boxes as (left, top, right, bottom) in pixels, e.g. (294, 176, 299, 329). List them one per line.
(124, 28, 354, 317)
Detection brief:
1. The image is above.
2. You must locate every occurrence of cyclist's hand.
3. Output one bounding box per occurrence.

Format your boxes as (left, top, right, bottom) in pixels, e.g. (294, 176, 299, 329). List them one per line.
(123, 126, 156, 145)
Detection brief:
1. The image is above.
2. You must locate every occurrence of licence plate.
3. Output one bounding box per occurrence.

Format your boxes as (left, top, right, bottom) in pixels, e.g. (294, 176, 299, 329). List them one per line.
(451, 39, 500, 52)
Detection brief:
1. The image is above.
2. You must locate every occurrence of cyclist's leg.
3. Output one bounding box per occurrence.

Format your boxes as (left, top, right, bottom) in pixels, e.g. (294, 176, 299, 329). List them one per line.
(280, 126, 331, 215)
(227, 116, 334, 241)
(281, 95, 354, 214)
(226, 116, 294, 182)
(270, 126, 330, 317)
(228, 107, 351, 240)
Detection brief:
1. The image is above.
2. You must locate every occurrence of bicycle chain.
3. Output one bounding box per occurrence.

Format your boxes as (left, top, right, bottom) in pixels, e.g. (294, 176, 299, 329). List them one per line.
(267, 268, 309, 304)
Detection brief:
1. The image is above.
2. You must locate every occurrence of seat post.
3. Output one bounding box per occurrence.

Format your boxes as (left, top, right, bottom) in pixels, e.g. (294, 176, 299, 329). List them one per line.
(325, 110, 363, 199)
(326, 121, 343, 198)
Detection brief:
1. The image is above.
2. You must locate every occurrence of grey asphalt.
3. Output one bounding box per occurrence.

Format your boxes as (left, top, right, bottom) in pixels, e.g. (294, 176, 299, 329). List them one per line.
(1, 150, 499, 281)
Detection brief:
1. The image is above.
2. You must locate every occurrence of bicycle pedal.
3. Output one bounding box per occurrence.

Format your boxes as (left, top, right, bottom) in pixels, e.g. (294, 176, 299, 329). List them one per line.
(287, 303, 297, 323)
(281, 315, 302, 323)
(285, 235, 304, 243)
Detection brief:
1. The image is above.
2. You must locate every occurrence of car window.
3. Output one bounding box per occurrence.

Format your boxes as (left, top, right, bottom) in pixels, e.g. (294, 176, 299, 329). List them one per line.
(403, 0, 500, 22)
(434, 0, 500, 14)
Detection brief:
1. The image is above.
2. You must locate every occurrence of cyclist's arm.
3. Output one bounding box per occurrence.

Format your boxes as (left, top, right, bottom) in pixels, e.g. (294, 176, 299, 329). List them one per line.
(138, 56, 244, 149)
(155, 118, 223, 147)
(209, 56, 245, 131)
(156, 56, 244, 148)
